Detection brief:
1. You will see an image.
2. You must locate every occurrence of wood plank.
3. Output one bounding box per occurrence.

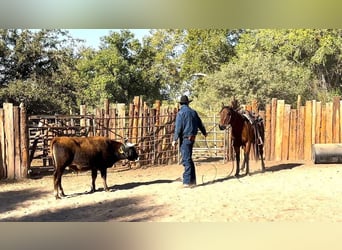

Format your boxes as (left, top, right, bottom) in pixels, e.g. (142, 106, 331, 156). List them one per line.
(128, 103, 134, 141)
(315, 102, 322, 144)
(320, 104, 327, 143)
(340, 100, 342, 142)
(3, 103, 15, 179)
(332, 96, 340, 143)
(297, 106, 305, 160)
(270, 98, 277, 160)
(132, 96, 140, 144)
(0, 109, 5, 179)
(311, 100, 316, 145)
(117, 103, 126, 139)
(275, 100, 284, 161)
(13, 106, 21, 178)
(304, 101, 312, 160)
(20, 104, 29, 179)
(289, 109, 297, 160)
(265, 104, 271, 161)
(325, 102, 333, 143)
(281, 104, 291, 160)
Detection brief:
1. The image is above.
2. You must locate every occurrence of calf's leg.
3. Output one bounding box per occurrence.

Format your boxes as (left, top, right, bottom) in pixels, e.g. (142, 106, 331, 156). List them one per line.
(100, 169, 109, 191)
(90, 169, 97, 193)
(53, 169, 65, 199)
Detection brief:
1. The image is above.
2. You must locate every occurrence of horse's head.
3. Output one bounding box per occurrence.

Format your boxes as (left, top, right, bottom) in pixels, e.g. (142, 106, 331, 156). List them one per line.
(218, 105, 234, 130)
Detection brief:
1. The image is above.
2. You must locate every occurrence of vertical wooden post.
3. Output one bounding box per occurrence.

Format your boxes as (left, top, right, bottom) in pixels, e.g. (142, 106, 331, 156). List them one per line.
(20, 103, 29, 178)
(13, 106, 21, 178)
(132, 96, 140, 144)
(311, 100, 316, 146)
(289, 109, 297, 160)
(340, 100, 342, 142)
(281, 104, 291, 160)
(150, 108, 157, 164)
(332, 96, 340, 143)
(128, 103, 134, 141)
(320, 104, 327, 143)
(315, 102, 322, 144)
(3, 103, 15, 179)
(270, 98, 277, 161)
(297, 95, 302, 109)
(296, 96, 303, 160)
(304, 101, 313, 160)
(0, 109, 5, 179)
(325, 102, 333, 144)
(117, 103, 126, 140)
(297, 106, 305, 160)
(80, 105, 87, 136)
(265, 104, 271, 161)
(104, 99, 110, 138)
(275, 100, 284, 161)
(109, 107, 116, 140)
(154, 100, 161, 164)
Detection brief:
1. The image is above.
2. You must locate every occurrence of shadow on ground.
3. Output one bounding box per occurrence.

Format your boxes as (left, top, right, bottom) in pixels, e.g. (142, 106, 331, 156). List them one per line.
(265, 163, 303, 172)
(110, 179, 175, 190)
(0, 188, 50, 214)
(195, 162, 304, 188)
(1, 195, 165, 222)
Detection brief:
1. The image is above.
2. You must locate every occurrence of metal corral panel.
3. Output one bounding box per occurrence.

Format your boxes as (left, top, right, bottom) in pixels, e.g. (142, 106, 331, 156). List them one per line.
(312, 144, 342, 164)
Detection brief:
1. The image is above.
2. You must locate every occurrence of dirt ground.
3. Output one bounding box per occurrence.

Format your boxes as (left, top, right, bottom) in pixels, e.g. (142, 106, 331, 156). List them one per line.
(1, 159, 342, 222)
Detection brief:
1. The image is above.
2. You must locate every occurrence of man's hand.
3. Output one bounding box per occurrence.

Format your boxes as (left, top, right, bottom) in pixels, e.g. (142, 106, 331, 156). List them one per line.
(172, 140, 177, 147)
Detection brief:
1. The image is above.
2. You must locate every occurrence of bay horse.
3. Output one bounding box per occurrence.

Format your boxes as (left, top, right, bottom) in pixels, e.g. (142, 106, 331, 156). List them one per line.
(218, 104, 265, 176)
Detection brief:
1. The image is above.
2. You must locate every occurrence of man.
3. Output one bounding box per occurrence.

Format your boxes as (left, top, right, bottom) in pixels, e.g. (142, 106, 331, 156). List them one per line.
(172, 95, 207, 188)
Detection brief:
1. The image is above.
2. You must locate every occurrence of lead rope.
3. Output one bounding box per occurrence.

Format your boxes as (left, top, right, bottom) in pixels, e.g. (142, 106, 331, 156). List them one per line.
(200, 124, 235, 185)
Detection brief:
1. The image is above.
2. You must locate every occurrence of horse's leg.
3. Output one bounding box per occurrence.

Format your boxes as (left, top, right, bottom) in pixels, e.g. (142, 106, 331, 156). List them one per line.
(234, 146, 240, 177)
(259, 144, 266, 172)
(244, 142, 252, 176)
(240, 145, 246, 171)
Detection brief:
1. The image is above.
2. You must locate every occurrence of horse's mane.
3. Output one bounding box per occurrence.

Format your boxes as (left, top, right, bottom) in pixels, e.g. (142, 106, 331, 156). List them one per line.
(220, 98, 241, 113)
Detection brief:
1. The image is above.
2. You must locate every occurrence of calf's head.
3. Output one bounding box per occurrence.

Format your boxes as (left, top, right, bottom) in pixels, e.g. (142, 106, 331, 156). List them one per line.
(119, 142, 139, 161)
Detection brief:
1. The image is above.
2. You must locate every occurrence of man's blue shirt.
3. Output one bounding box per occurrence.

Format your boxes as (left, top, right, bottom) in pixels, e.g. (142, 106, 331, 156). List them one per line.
(173, 104, 207, 141)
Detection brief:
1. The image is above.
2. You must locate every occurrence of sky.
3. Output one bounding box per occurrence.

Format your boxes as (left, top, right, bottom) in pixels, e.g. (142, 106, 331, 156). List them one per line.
(66, 29, 151, 49)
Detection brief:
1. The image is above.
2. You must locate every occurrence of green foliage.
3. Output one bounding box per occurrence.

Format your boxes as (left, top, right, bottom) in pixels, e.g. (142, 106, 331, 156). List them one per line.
(76, 30, 165, 108)
(193, 29, 342, 112)
(0, 28, 341, 116)
(201, 51, 313, 109)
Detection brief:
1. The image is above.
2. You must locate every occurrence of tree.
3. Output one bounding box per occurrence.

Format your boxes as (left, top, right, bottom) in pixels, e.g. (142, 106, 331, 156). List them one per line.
(76, 29, 167, 107)
(202, 51, 313, 110)
(0, 29, 81, 114)
(238, 29, 342, 97)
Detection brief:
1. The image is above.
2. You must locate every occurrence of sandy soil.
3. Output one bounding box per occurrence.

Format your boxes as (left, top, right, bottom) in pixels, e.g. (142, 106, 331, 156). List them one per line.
(1, 159, 342, 222)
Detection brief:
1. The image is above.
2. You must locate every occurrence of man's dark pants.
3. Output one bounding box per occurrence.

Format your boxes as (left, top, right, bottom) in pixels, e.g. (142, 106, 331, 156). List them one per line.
(180, 138, 196, 185)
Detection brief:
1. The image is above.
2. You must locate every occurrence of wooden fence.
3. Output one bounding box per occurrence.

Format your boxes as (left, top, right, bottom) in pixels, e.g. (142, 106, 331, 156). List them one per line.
(2, 96, 342, 180)
(0, 103, 29, 180)
(27, 96, 180, 172)
(263, 96, 342, 161)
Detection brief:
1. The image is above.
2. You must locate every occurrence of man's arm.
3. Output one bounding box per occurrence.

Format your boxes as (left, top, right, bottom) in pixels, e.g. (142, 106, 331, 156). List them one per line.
(196, 112, 207, 136)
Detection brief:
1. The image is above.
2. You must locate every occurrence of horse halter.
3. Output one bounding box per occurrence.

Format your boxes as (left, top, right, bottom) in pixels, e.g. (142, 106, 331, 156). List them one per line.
(219, 106, 232, 130)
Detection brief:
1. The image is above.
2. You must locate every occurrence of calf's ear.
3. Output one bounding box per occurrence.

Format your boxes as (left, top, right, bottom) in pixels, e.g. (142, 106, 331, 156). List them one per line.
(118, 144, 125, 154)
